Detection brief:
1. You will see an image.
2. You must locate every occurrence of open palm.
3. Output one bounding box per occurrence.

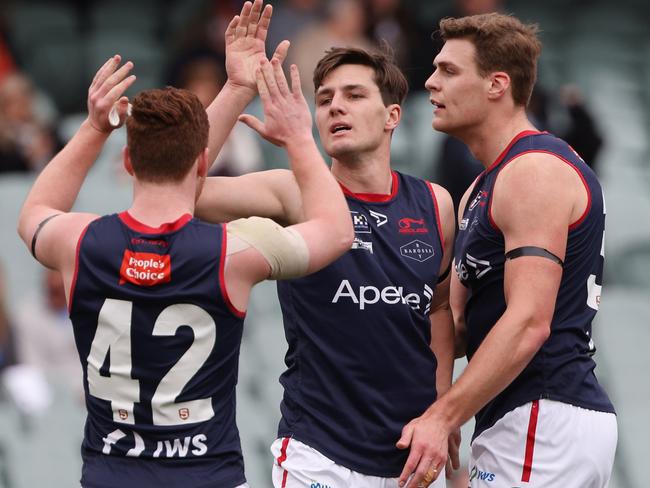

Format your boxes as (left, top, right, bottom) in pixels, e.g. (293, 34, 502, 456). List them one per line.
(225, 0, 289, 93)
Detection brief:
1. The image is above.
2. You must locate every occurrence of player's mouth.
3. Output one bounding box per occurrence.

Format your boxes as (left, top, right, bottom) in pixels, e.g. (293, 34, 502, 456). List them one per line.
(330, 123, 352, 135)
(431, 99, 445, 112)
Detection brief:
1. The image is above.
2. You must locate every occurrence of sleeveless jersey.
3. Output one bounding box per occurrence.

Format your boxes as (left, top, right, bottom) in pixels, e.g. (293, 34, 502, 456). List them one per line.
(69, 212, 247, 488)
(454, 131, 615, 440)
(276, 171, 446, 477)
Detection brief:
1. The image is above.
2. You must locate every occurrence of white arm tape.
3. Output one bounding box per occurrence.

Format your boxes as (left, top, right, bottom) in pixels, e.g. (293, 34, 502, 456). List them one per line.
(226, 216, 310, 280)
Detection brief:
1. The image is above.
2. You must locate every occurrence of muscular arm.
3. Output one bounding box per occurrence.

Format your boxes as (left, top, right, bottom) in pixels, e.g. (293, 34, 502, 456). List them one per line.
(449, 182, 474, 358)
(195, 169, 304, 226)
(397, 153, 588, 487)
(17, 57, 135, 279)
(427, 182, 456, 398)
(223, 60, 353, 310)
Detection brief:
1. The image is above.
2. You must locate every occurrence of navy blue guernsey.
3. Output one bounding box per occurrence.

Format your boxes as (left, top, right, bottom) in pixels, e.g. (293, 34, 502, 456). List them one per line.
(69, 212, 247, 488)
(277, 171, 445, 477)
(454, 131, 615, 441)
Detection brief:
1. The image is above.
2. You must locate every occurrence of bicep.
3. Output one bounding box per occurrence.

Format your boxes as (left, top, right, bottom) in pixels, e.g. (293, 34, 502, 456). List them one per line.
(196, 169, 303, 225)
(30, 212, 98, 273)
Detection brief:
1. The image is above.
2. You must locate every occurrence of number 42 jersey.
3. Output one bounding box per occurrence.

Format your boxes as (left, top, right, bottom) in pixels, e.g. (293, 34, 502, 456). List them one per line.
(69, 212, 246, 488)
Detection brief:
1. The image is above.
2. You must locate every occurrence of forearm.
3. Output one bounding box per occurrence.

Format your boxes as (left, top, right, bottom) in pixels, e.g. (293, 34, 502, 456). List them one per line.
(206, 81, 256, 164)
(286, 138, 347, 231)
(430, 306, 454, 397)
(431, 310, 548, 429)
(18, 121, 108, 241)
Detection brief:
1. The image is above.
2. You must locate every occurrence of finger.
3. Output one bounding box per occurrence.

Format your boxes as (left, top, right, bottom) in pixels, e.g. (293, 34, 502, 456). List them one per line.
(260, 58, 280, 99)
(272, 40, 290, 65)
(255, 66, 271, 105)
(91, 55, 120, 92)
(236, 1, 253, 37)
(247, 0, 263, 38)
(449, 444, 460, 470)
(225, 15, 239, 45)
(289, 64, 304, 100)
(445, 457, 453, 480)
(398, 449, 421, 487)
(105, 75, 136, 106)
(272, 58, 290, 97)
(96, 61, 134, 99)
(396, 422, 414, 450)
(238, 113, 265, 135)
(256, 3, 273, 42)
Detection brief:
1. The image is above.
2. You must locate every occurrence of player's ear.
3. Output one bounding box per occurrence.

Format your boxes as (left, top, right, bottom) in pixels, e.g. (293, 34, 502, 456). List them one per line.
(123, 146, 135, 176)
(487, 71, 510, 101)
(197, 148, 209, 178)
(385, 104, 401, 131)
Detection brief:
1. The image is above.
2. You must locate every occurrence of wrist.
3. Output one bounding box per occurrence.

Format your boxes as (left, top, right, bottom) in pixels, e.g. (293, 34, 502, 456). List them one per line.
(81, 118, 112, 139)
(222, 79, 256, 101)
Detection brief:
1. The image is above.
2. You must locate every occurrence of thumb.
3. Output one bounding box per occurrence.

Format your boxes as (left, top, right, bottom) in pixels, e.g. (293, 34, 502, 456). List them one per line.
(272, 40, 290, 65)
(396, 422, 414, 450)
(238, 114, 265, 135)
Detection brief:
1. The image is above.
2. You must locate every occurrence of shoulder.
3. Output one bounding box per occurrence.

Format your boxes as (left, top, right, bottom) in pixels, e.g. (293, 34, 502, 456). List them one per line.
(495, 152, 585, 202)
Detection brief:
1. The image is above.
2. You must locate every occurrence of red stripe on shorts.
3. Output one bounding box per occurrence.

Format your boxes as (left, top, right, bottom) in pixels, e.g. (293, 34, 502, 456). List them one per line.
(276, 437, 291, 488)
(521, 400, 540, 483)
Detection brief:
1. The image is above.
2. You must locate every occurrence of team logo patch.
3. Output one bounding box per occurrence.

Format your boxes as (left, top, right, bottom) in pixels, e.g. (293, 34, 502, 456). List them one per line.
(179, 408, 190, 421)
(400, 240, 434, 262)
(369, 209, 388, 227)
(119, 250, 171, 286)
(351, 211, 371, 233)
(398, 217, 428, 234)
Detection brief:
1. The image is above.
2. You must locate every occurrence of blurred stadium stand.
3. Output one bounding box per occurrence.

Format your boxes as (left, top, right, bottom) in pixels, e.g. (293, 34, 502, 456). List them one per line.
(1, 1, 649, 487)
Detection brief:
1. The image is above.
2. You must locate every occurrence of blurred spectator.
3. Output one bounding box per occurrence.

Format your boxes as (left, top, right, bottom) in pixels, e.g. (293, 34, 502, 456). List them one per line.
(289, 0, 373, 97)
(169, 50, 264, 176)
(13, 269, 82, 399)
(266, 0, 324, 58)
(0, 264, 17, 372)
(364, 0, 433, 91)
(0, 72, 62, 173)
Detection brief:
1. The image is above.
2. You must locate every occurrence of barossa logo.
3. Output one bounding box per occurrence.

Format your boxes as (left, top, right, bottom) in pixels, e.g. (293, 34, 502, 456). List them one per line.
(119, 250, 171, 286)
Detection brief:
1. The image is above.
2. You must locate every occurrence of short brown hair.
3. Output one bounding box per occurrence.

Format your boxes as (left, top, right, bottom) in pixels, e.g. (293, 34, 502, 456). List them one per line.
(126, 87, 208, 183)
(439, 13, 541, 106)
(313, 46, 409, 106)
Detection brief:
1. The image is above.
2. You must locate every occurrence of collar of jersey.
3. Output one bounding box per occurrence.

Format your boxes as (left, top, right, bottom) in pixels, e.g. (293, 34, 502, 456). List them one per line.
(338, 171, 399, 203)
(484, 130, 546, 174)
(118, 211, 193, 234)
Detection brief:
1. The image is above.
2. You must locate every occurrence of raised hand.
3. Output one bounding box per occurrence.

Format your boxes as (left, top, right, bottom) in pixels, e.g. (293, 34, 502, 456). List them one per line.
(86, 55, 136, 133)
(224, 0, 290, 94)
(238, 59, 311, 148)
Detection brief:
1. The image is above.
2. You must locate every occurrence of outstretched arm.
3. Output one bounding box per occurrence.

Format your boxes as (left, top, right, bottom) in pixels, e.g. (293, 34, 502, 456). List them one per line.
(17, 56, 135, 278)
(223, 59, 353, 310)
(206, 0, 289, 165)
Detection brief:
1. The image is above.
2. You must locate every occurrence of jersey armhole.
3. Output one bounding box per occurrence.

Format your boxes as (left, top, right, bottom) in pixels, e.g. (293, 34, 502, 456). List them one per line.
(488, 150, 593, 233)
(68, 223, 91, 314)
(219, 223, 246, 319)
(426, 182, 445, 250)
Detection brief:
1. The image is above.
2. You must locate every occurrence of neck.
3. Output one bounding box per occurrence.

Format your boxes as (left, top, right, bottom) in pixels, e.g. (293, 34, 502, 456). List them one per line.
(461, 108, 536, 169)
(128, 178, 196, 227)
(330, 144, 393, 195)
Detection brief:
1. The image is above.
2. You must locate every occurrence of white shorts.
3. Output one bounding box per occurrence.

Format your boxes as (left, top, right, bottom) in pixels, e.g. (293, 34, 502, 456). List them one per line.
(270, 437, 445, 488)
(469, 399, 617, 487)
